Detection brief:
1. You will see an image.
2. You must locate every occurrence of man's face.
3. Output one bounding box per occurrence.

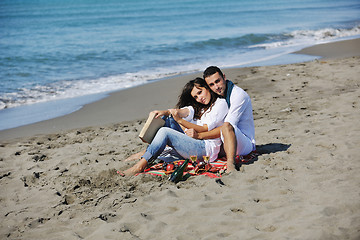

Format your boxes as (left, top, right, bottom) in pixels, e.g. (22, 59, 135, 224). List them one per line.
(205, 72, 226, 97)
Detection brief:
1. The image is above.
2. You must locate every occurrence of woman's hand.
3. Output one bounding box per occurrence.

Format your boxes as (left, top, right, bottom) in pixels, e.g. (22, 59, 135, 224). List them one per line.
(151, 110, 169, 118)
(169, 109, 181, 121)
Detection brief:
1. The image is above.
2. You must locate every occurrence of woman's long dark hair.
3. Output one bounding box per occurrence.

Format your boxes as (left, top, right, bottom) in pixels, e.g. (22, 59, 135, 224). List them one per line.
(175, 77, 218, 120)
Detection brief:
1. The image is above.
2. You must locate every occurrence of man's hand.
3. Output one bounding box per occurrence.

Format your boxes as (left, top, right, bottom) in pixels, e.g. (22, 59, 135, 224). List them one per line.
(185, 128, 199, 139)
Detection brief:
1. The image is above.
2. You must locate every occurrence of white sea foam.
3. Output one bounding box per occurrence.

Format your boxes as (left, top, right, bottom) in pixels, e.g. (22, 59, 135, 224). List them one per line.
(251, 25, 360, 49)
(0, 68, 197, 110)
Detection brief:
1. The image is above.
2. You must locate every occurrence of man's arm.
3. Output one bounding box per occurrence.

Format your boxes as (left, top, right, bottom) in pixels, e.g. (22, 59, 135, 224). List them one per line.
(186, 126, 221, 140)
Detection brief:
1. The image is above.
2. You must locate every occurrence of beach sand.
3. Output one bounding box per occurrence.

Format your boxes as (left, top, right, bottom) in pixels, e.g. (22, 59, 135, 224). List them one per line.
(1, 38, 360, 239)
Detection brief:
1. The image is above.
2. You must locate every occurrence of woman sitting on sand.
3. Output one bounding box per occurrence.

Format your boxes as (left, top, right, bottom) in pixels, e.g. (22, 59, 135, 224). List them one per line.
(121, 77, 228, 176)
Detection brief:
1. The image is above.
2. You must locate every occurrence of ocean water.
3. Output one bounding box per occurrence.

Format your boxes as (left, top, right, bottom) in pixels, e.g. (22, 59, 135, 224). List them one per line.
(1, 0, 359, 130)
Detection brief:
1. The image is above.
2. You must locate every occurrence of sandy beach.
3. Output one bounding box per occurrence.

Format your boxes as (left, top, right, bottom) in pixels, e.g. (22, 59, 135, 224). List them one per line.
(1, 38, 360, 239)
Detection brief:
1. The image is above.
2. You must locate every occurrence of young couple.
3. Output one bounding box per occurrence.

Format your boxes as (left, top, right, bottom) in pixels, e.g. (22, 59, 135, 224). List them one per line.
(121, 66, 255, 176)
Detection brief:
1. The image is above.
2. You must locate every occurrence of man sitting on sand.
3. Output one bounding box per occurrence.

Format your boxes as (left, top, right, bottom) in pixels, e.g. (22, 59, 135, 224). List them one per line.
(185, 66, 256, 172)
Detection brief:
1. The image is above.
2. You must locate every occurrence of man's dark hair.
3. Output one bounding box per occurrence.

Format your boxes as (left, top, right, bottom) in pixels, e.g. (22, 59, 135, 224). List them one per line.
(203, 66, 224, 80)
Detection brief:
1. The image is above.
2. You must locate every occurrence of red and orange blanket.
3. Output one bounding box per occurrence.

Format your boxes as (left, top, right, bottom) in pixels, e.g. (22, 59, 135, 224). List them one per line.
(137, 151, 258, 179)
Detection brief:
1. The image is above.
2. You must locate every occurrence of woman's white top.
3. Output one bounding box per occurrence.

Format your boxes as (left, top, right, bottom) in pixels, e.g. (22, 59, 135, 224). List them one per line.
(183, 98, 228, 162)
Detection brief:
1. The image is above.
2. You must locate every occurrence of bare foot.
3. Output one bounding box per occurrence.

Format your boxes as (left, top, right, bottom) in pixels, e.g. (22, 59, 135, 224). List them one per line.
(226, 164, 236, 173)
(125, 150, 146, 162)
(121, 166, 141, 176)
(121, 158, 148, 176)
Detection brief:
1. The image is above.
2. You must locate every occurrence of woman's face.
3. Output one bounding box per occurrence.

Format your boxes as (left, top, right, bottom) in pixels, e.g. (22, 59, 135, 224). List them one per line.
(191, 86, 211, 105)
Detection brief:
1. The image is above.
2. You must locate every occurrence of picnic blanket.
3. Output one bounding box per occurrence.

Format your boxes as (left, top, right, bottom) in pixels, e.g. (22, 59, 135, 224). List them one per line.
(137, 151, 259, 179)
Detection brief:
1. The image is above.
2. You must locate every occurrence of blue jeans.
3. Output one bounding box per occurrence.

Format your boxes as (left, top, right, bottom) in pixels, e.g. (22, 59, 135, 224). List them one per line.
(142, 127, 206, 163)
(162, 115, 184, 133)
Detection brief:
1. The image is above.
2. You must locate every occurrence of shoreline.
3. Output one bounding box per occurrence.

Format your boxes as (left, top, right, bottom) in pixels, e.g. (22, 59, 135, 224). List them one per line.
(1, 38, 360, 142)
(293, 38, 360, 58)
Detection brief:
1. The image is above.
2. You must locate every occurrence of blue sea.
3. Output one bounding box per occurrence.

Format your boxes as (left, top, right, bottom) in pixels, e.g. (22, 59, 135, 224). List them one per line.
(1, 0, 359, 130)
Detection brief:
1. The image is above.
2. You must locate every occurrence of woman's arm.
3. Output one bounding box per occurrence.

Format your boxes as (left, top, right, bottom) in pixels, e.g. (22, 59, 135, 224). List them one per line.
(169, 108, 189, 118)
(151, 108, 207, 132)
(169, 109, 208, 133)
(196, 126, 221, 139)
(152, 107, 189, 119)
(186, 99, 228, 139)
(151, 109, 170, 118)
